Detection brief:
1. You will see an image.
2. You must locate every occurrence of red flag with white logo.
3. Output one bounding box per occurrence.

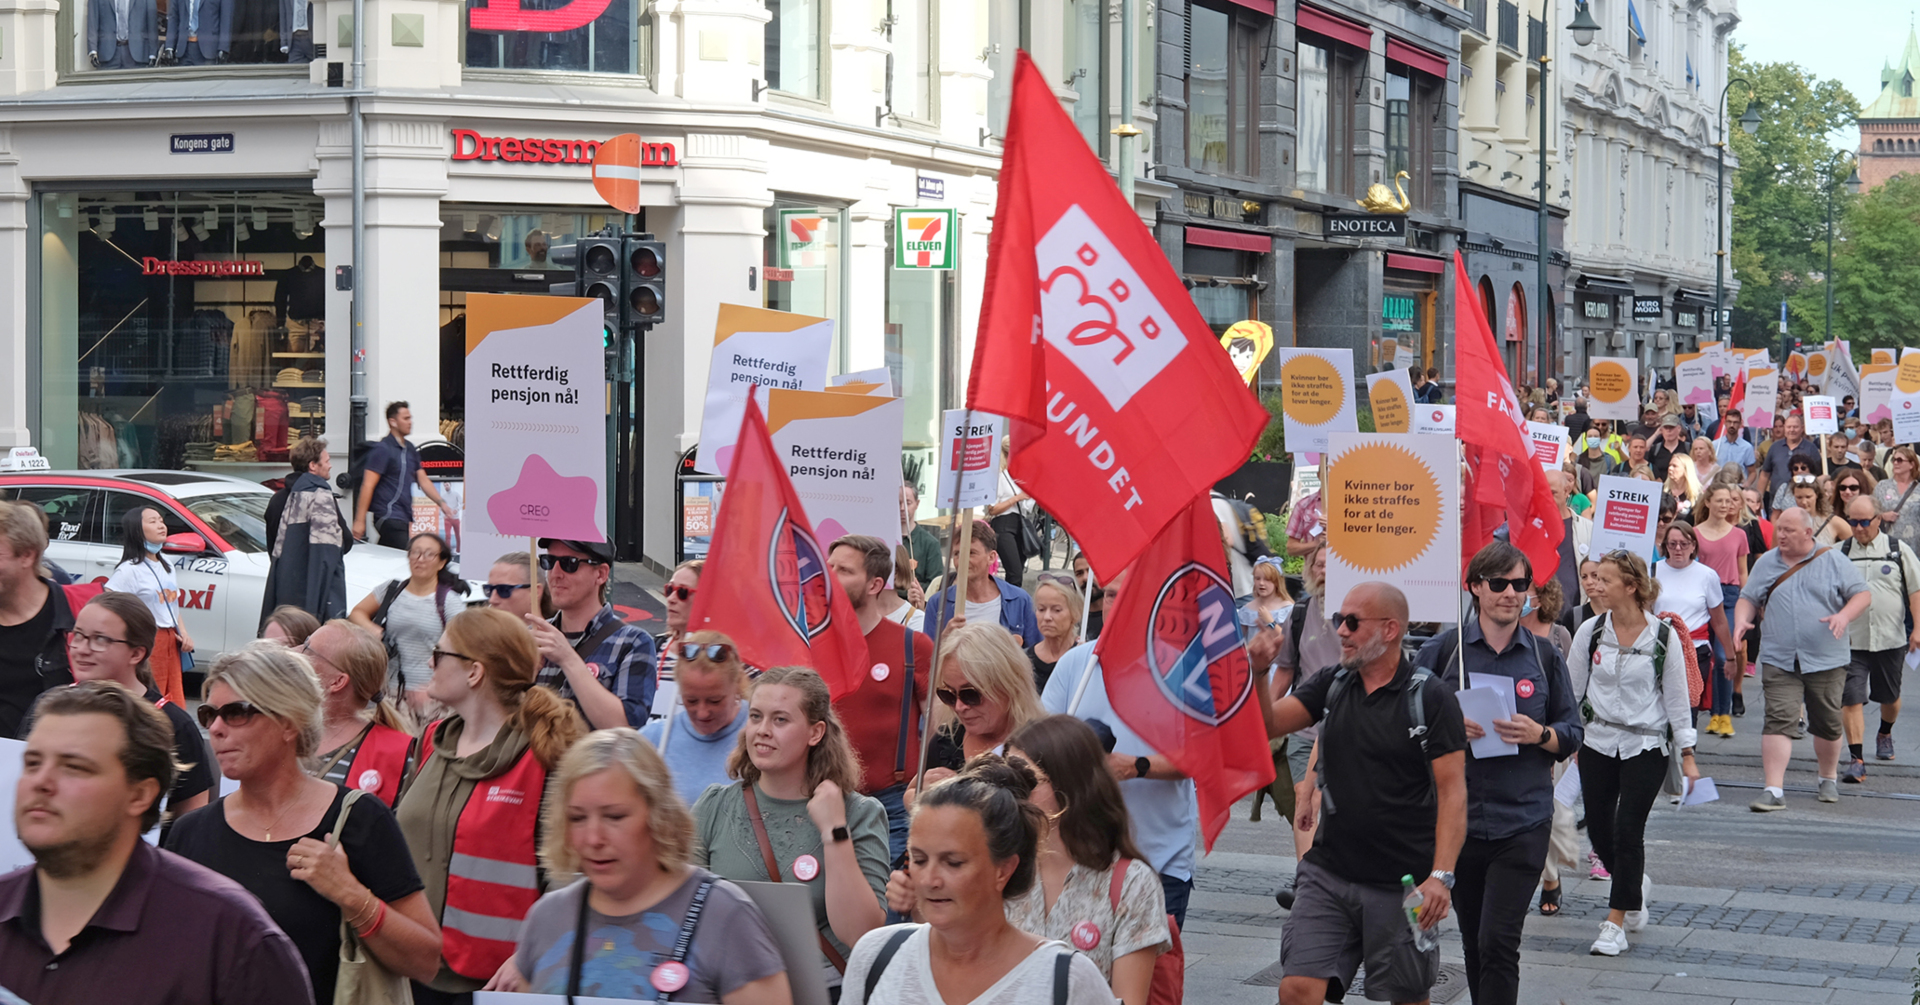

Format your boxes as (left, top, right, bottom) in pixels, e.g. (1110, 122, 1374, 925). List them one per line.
(1095, 494, 1274, 851)
(966, 51, 1269, 580)
(684, 393, 866, 699)
(1452, 251, 1564, 579)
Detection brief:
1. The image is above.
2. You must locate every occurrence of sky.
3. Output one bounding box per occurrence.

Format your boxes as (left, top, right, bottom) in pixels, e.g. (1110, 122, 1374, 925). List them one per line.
(1730, 0, 1918, 149)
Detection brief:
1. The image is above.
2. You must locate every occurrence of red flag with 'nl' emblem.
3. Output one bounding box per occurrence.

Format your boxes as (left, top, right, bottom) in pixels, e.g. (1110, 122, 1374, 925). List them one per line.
(684, 393, 866, 699)
(966, 51, 1269, 582)
(1096, 494, 1275, 851)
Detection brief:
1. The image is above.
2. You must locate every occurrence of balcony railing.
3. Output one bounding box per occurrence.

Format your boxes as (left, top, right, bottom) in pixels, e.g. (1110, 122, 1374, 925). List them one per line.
(1498, 0, 1520, 52)
(1527, 16, 1546, 61)
(1466, 0, 1488, 35)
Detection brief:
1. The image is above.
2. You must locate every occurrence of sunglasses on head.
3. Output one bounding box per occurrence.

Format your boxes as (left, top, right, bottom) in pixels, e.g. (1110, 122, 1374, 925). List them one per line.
(1476, 575, 1532, 594)
(481, 583, 528, 599)
(1328, 612, 1390, 632)
(935, 685, 987, 708)
(538, 555, 606, 574)
(664, 584, 695, 601)
(196, 701, 265, 729)
(1793, 473, 1817, 484)
(679, 642, 733, 663)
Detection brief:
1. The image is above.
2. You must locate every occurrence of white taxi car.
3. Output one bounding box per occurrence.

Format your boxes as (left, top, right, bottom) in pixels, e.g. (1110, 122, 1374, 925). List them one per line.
(0, 469, 481, 663)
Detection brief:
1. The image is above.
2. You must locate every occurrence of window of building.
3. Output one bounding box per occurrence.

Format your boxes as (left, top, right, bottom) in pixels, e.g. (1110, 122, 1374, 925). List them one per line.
(75, 0, 313, 70)
(1385, 275, 1437, 372)
(984, 0, 1025, 137)
(1384, 61, 1440, 209)
(766, 0, 824, 98)
(1064, 0, 1105, 154)
(1296, 33, 1359, 195)
(890, 0, 938, 121)
(466, 0, 650, 74)
(1183, 245, 1259, 335)
(1186, 2, 1260, 176)
(36, 189, 327, 471)
(886, 219, 960, 451)
(764, 200, 849, 366)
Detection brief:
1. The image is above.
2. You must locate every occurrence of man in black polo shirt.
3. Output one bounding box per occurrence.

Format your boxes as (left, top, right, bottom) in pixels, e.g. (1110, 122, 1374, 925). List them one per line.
(1413, 542, 1582, 1005)
(1271, 582, 1468, 1005)
(1648, 414, 1688, 482)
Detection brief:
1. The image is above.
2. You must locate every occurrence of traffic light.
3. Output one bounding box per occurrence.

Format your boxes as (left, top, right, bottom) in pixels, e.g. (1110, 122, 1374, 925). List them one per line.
(624, 234, 666, 330)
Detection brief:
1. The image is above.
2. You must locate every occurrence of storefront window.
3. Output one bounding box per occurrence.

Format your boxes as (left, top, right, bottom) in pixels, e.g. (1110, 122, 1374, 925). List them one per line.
(79, 0, 319, 69)
(466, 0, 650, 74)
(764, 201, 847, 365)
(1383, 278, 1435, 374)
(37, 189, 327, 472)
(766, 0, 823, 98)
(1183, 245, 1257, 336)
(887, 218, 958, 452)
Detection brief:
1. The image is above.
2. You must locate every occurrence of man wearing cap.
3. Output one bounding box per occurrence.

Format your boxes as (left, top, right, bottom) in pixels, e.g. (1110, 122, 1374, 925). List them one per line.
(523, 538, 656, 729)
(1648, 414, 1689, 482)
(1629, 404, 1661, 440)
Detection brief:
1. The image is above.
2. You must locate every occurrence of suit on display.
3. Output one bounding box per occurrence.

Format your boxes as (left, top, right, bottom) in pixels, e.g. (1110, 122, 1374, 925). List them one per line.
(278, 0, 314, 61)
(175, 0, 235, 64)
(88, 0, 160, 68)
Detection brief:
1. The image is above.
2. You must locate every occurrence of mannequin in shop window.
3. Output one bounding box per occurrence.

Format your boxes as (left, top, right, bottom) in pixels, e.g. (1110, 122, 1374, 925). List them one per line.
(278, 0, 314, 61)
(172, 0, 234, 64)
(88, 0, 160, 67)
(277, 256, 326, 353)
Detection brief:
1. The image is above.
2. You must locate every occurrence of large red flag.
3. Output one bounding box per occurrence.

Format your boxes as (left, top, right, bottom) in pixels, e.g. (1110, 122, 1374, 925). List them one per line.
(1452, 252, 1564, 580)
(684, 393, 867, 699)
(1095, 494, 1275, 851)
(966, 51, 1269, 580)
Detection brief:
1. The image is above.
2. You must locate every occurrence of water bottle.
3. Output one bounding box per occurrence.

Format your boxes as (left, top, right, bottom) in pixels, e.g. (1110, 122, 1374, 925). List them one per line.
(1401, 874, 1438, 952)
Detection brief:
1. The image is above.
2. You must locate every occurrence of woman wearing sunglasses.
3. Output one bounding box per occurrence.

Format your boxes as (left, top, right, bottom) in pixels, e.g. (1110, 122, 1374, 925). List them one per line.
(166, 642, 443, 1003)
(350, 531, 471, 714)
(483, 551, 555, 621)
(692, 667, 890, 997)
(922, 623, 1048, 780)
(1653, 523, 1735, 738)
(640, 630, 751, 805)
(1790, 478, 1851, 546)
(1830, 470, 1877, 529)
(305, 619, 416, 807)
(65, 593, 214, 823)
(1028, 571, 1083, 692)
(650, 559, 704, 720)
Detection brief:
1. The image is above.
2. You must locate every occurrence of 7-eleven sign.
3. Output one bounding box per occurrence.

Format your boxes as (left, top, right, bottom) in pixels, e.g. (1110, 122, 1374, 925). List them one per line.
(894, 207, 958, 270)
(777, 209, 830, 269)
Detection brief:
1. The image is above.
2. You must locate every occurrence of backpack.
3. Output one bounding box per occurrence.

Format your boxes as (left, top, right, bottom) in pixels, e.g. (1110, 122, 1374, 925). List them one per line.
(1843, 536, 1917, 636)
(1109, 859, 1183, 1005)
(1284, 601, 1313, 676)
(861, 927, 1074, 1005)
(1577, 612, 1702, 721)
(1222, 497, 1273, 564)
(371, 579, 450, 689)
(1314, 662, 1437, 817)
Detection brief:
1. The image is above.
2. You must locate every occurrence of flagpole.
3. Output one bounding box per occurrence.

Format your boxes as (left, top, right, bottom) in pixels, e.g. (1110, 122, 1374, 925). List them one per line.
(1456, 441, 1470, 691)
(916, 408, 977, 799)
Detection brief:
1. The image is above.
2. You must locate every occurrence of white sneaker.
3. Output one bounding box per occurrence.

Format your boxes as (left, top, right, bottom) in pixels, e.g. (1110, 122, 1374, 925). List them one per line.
(1590, 920, 1629, 956)
(1625, 874, 1652, 932)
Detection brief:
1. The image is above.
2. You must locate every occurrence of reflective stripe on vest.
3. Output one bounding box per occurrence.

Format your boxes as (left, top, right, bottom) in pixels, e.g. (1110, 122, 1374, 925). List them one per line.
(345, 723, 412, 807)
(440, 744, 546, 979)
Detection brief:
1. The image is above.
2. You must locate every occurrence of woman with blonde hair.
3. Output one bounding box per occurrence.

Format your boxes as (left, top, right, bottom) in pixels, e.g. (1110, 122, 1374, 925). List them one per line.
(1662, 454, 1701, 519)
(1241, 555, 1296, 633)
(303, 619, 416, 806)
(167, 642, 442, 1004)
(483, 729, 793, 1001)
(641, 629, 753, 805)
(693, 667, 890, 996)
(1689, 436, 1720, 486)
(923, 621, 1048, 777)
(1027, 570, 1083, 691)
(1878, 446, 1920, 555)
(396, 606, 589, 1001)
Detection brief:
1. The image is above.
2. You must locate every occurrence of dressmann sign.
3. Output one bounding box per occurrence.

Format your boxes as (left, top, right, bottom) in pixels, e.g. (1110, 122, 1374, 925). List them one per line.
(449, 129, 679, 166)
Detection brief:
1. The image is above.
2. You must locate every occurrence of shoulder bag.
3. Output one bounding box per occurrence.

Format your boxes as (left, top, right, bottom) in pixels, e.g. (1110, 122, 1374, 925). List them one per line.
(742, 784, 849, 974)
(1753, 547, 1831, 626)
(330, 788, 411, 1005)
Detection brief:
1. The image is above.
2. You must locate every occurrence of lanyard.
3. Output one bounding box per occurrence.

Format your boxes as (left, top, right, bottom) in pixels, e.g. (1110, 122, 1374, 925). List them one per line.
(566, 879, 715, 1003)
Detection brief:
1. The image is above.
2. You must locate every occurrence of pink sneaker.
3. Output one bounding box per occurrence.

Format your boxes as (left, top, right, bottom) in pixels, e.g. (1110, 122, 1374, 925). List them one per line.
(1589, 852, 1610, 880)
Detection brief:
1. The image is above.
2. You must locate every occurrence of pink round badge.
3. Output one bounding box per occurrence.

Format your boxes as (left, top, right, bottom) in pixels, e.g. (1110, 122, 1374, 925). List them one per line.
(1515, 679, 1535, 699)
(793, 854, 820, 882)
(652, 961, 691, 993)
(1070, 921, 1102, 950)
(356, 769, 383, 792)
(871, 662, 891, 682)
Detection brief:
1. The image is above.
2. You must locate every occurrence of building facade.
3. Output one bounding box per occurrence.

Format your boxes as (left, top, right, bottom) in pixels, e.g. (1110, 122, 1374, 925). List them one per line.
(1858, 30, 1920, 192)
(1556, 0, 1736, 384)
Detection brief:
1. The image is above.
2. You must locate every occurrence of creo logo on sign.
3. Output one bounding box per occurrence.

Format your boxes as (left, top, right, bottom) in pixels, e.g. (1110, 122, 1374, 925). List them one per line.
(449, 129, 678, 167)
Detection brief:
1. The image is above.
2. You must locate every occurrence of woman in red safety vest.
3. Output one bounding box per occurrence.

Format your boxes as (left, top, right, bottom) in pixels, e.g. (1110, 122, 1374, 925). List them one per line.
(304, 618, 416, 806)
(396, 606, 587, 1003)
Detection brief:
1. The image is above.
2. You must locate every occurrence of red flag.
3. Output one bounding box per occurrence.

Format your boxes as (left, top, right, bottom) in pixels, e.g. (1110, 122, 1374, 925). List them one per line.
(1452, 252, 1564, 580)
(1095, 495, 1275, 850)
(1729, 363, 1747, 420)
(684, 393, 867, 699)
(966, 51, 1268, 580)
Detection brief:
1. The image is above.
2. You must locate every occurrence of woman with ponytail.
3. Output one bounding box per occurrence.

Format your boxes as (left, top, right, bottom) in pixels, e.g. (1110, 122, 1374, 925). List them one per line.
(396, 607, 587, 1003)
(303, 619, 417, 806)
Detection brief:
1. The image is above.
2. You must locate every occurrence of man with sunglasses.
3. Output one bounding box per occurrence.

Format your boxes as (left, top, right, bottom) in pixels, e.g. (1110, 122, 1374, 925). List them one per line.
(1269, 582, 1467, 1005)
(1837, 495, 1920, 781)
(523, 538, 656, 729)
(825, 534, 933, 864)
(1410, 543, 1580, 1005)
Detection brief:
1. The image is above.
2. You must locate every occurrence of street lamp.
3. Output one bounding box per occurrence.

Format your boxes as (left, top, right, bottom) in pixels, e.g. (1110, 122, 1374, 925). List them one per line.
(1568, 1, 1600, 47)
(1824, 160, 1862, 345)
(1716, 79, 1757, 352)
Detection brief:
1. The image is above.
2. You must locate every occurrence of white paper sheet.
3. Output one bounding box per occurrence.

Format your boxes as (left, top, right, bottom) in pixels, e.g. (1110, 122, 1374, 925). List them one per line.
(1905, 648, 1920, 671)
(1457, 686, 1518, 759)
(1682, 776, 1720, 805)
(1553, 762, 1582, 807)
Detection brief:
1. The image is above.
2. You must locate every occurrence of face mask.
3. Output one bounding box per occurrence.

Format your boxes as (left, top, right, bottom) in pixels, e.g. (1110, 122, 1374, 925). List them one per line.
(143, 539, 164, 554)
(1520, 595, 1537, 618)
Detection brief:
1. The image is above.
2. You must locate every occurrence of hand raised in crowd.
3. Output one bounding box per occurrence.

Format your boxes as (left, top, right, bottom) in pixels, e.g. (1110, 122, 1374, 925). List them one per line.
(1245, 622, 1285, 669)
(884, 867, 916, 915)
(806, 778, 848, 836)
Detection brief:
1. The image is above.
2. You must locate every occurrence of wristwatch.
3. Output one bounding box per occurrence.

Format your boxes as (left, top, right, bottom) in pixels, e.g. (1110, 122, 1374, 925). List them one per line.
(829, 825, 850, 844)
(1134, 756, 1152, 780)
(1430, 870, 1456, 890)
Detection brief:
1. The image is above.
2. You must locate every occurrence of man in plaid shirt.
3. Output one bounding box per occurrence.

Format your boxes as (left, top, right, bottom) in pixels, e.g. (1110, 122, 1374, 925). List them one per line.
(524, 538, 656, 728)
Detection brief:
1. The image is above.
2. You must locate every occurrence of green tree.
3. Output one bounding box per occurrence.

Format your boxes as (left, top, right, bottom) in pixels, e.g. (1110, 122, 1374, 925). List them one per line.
(1825, 174, 1920, 352)
(1726, 46, 1859, 352)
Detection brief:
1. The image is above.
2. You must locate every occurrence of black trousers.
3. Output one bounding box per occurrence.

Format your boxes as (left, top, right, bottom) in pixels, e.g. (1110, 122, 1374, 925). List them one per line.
(1578, 746, 1667, 912)
(376, 517, 411, 549)
(1453, 821, 1551, 1005)
(990, 512, 1027, 582)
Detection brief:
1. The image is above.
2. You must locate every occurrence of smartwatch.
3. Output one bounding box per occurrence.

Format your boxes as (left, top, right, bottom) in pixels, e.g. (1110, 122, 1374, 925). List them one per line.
(830, 825, 850, 844)
(1134, 756, 1152, 780)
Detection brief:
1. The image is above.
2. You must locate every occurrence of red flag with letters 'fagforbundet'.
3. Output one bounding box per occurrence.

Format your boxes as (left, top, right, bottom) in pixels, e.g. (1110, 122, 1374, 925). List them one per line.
(1095, 494, 1275, 851)
(1452, 251, 1564, 580)
(966, 51, 1269, 580)
(683, 393, 866, 699)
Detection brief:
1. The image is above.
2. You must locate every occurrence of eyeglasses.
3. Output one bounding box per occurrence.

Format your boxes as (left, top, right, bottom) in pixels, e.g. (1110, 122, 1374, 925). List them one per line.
(481, 583, 528, 599)
(1849, 517, 1878, 529)
(196, 701, 266, 729)
(65, 629, 130, 653)
(1475, 575, 1532, 594)
(664, 584, 695, 601)
(1329, 612, 1391, 632)
(431, 648, 476, 665)
(935, 685, 987, 708)
(679, 642, 734, 663)
(539, 555, 606, 574)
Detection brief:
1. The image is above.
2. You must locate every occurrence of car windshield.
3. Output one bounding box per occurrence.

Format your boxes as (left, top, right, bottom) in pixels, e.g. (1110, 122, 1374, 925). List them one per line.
(182, 493, 272, 554)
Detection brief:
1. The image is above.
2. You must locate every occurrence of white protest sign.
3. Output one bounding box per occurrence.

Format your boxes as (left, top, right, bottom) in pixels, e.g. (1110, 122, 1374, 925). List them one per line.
(831, 366, 895, 395)
(765, 389, 905, 554)
(1589, 475, 1661, 558)
(1587, 356, 1640, 421)
(1414, 404, 1455, 436)
(464, 294, 609, 543)
(1323, 433, 1460, 622)
(1526, 421, 1570, 470)
(1365, 368, 1416, 433)
(1699, 341, 1728, 379)
(935, 409, 1005, 509)
(695, 304, 833, 474)
(1803, 395, 1839, 435)
(1861, 364, 1899, 426)
(1744, 369, 1778, 430)
(1674, 353, 1714, 407)
(1277, 347, 1357, 454)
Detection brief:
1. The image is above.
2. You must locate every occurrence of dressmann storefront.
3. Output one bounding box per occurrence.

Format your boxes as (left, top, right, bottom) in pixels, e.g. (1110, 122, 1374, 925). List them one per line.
(0, 0, 1004, 566)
